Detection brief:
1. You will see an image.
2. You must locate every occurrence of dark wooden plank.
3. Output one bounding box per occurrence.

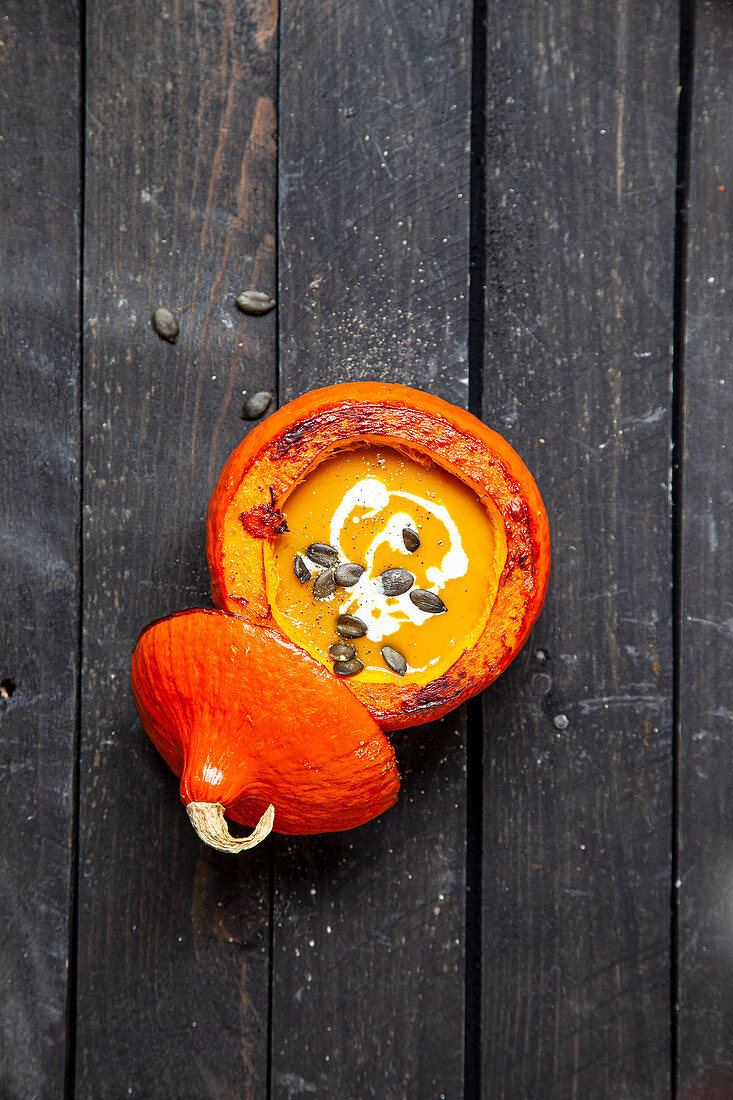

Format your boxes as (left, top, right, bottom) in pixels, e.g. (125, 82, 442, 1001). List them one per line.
(273, 2, 471, 1096)
(0, 3, 81, 1096)
(76, 3, 277, 1095)
(677, 1, 733, 1093)
(481, 1, 678, 1094)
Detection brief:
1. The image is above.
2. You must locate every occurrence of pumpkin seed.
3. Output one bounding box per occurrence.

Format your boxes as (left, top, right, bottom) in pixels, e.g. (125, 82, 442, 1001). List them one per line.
(402, 526, 420, 552)
(293, 554, 311, 584)
(381, 567, 414, 596)
(333, 656, 364, 677)
(381, 646, 407, 676)
(312, 568, 336, 599)
(151, 307, 179, 343)
(409, 589, 447, 614)
(236, 289, 276, 315)
(336, 614, 367, 639)
(334, 562, 364, 587)
(242, 391, 272, 420)
(329, 642, 356, 662)
(307, 542, 339, 567)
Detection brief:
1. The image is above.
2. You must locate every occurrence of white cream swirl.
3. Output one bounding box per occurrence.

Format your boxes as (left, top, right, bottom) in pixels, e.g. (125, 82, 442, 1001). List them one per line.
(328, 477, 467, 648)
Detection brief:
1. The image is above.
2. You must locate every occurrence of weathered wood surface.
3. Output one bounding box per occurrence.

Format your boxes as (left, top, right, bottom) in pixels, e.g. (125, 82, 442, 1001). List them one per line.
(76, 2, 277, 1095)
(5, 0, 732, 1094)
(480, 1, 679, 1095)
(273, 1, 473, 1096)
(0, 3, 80, 1097)
(678, 1, 733, 1094)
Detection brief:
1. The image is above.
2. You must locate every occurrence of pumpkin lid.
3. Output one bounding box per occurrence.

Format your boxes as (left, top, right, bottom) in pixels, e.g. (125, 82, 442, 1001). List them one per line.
(131, 608, 400, 852)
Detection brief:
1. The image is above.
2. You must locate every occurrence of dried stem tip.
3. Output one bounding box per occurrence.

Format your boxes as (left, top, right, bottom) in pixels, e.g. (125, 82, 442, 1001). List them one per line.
(186, 801, 275, 854)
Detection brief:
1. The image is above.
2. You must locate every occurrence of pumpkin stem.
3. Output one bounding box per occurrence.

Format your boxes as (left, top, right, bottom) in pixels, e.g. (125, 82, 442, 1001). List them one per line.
(185, 801, 275, 854)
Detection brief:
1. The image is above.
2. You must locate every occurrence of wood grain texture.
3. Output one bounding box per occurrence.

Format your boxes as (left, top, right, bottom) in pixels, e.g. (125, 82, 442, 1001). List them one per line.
(677, 1, 733, 1093)
(274, 1, 471, 1095)
(480, 1, 678, 1094)
(0, 3, 80, 1097)
(77, 2, 277, 1095)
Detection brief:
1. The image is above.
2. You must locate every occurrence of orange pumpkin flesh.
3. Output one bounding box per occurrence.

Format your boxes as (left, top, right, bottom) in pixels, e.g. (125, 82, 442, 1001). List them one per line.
(207, 383, 550, 731)
(130, 609, 400, 850)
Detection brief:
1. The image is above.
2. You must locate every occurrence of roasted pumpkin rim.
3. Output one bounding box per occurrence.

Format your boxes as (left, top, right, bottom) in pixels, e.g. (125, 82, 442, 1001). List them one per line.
(206, 382, 551, 730)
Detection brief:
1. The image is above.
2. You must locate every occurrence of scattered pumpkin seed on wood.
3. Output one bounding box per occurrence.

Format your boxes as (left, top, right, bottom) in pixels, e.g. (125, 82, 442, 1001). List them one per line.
(329, 642, 356, 662)
(307, 543, 340, 567)
(313, 568, 336, 600)
(236, 290, 276, 315)
(380, 567, 414, 596)
(151, 307, 179, 343)
(333, 656, 364, 677)
(334, 563, 364, 587)
(293, 554, 311, 584)
(381, 646, 407, 676)
(336, 614, 367, 639)
(402, 527, 420, 552)
(242, 391, 273, 421)
(409, 589, 447, 614)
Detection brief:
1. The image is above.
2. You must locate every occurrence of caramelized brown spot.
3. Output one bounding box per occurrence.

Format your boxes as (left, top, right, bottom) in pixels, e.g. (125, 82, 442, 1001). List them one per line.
(411, 675, 462, 711)
(240, 503, 289, 538)
(272, 416, 320, 457)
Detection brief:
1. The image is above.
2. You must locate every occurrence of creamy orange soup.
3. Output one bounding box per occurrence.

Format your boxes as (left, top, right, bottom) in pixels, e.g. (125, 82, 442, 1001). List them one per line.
(264, 446, 507, 685)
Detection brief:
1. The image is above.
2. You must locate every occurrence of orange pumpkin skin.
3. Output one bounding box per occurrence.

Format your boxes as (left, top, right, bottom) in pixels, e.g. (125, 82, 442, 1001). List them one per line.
(130, 609, 400, 834)
(207, 382, 550, 731)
